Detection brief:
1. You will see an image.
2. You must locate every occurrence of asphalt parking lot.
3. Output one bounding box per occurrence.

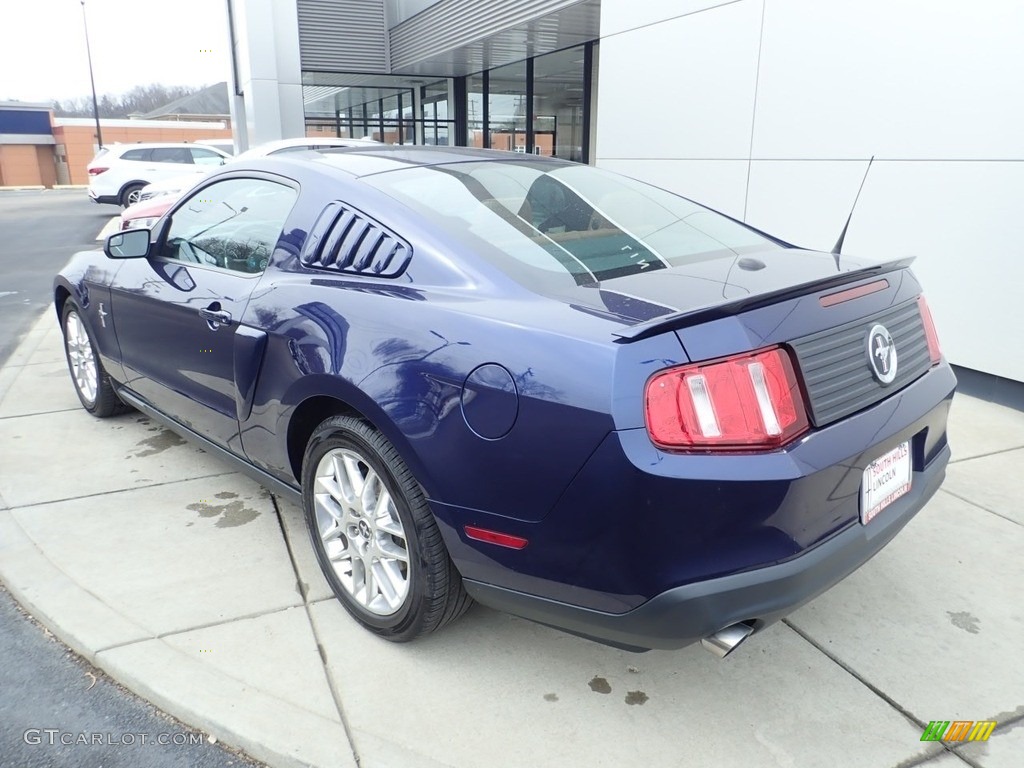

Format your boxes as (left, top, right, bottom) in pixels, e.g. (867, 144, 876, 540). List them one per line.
(0, 189, 111, 368)
(0, 194, 1022, 768)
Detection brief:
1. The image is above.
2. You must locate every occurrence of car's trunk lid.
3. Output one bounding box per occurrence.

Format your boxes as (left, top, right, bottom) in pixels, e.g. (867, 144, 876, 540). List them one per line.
(555, 247, 914, 341)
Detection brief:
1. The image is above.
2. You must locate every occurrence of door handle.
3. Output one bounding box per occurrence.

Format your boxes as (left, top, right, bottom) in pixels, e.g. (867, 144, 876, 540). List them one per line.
(198, 306, 232, 327)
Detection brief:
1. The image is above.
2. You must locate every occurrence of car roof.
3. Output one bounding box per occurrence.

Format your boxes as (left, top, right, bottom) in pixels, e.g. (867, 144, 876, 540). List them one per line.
(255, 137, 380, 151)
(105, 142, 230, 154)
(231, 137, 381, 161)
(107, 142, 216, 149)
(304, 145, 572, 178)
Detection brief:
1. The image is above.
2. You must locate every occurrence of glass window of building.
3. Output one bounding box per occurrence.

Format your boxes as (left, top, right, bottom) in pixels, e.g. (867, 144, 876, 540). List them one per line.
(533, 47, 587, 162)
(421, 81, 450, 146)
(462, 42, 594, 161)
(302, 73, 423, 144)
(300, 42, 594, 157)
(467, 73, 485, 149)
(487, 59, 527, 153)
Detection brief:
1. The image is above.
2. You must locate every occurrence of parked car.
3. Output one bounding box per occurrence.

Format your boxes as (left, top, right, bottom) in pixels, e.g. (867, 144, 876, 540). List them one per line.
(56, 146, 956, 656)
(119, 197, 176, 231)
(125, 138, 383, 227)
(137, 137, 382, 203)
(233, 136, 381, 160)
(87, 142, 230, 208)
(134, 173, 208, 205)
(195, 138, 236, 156)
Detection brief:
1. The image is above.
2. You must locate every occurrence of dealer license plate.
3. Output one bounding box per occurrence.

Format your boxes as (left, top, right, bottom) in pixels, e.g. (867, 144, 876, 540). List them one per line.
(860, 441, 911, 525)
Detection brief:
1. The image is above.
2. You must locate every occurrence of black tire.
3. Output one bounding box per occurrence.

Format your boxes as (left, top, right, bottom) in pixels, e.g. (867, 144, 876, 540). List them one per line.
(302, 415, 471, 642)
(61, 302, 127, 418)
(120, 183, 144, 208)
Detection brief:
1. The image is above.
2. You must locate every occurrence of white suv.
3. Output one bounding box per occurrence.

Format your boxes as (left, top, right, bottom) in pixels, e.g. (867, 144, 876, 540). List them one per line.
(134, 137, 381, 204)
(87, 143, 230, 208)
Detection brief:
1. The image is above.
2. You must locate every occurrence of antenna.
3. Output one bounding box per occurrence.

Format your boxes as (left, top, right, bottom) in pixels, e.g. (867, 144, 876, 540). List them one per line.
(832, 155, 875, 256)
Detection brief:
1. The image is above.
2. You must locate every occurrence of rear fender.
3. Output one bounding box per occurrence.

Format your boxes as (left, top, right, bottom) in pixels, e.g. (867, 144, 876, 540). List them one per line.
(275, 373, 433, 495)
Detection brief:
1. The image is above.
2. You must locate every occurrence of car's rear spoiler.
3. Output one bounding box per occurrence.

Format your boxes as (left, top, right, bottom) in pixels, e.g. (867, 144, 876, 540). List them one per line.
(612, 256, 917, 342)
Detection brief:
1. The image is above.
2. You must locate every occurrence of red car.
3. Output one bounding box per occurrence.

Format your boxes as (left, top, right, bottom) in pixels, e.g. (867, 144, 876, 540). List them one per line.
(120, 198, 174, 231)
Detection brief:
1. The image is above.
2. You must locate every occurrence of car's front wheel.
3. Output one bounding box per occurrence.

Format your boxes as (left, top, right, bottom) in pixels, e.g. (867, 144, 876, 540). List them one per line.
(120, 183, 144, 208)
(302, 415, 471, 641)
(61, 302, 126, 417)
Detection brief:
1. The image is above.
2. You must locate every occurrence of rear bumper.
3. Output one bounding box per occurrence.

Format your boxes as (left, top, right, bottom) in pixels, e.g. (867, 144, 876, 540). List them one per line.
(89, 192, 119, 205)
(465, 441, 949, 650)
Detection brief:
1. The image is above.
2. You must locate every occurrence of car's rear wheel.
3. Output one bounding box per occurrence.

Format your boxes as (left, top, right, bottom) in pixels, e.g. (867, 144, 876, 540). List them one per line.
(302, 415, 471, 641)
(61, 303, 126, 417)
(120, 183, 144, 208)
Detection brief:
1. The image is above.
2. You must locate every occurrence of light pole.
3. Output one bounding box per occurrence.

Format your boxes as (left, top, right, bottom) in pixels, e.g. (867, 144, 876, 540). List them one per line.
(79, 0, 103, 149)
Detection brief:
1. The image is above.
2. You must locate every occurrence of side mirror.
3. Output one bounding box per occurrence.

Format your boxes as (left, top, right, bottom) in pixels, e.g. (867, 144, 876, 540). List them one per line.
(105, 229, 150, 259)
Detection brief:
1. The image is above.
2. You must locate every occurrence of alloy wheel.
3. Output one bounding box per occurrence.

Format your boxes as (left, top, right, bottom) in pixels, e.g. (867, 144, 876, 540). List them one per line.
(64, 311, 98, 405)
(313, 448, 411, 615)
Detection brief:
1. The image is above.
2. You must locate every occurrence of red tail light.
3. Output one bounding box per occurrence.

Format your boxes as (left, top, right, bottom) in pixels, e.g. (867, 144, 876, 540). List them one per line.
(88, 167, 108, 175)
(917, 295, 942, 365)
(645, 346, 809, 451)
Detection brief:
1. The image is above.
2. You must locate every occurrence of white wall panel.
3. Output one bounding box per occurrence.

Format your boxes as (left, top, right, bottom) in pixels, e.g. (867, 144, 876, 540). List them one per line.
(598, 159, 750, 219)
(753, 0, 1024, 160)
(595, 0, 763, 160)
(746, 159, 1024, 381)
(275, 82, 307, 138)
(272, 0, 303, 79)
(601, 0, 740, 37)
(231, 0, 305, 146)
(742, 159, 884, 250)
(243, 79, 284, 147)
(596, 0, 1024, 381)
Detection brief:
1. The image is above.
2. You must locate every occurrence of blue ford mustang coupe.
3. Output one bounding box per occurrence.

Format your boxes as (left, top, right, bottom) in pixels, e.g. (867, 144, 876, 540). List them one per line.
(55, 146, 955, 657)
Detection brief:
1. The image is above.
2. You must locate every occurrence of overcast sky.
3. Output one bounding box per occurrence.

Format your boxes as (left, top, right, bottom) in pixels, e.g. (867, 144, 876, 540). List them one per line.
(1, 0, 231, 103)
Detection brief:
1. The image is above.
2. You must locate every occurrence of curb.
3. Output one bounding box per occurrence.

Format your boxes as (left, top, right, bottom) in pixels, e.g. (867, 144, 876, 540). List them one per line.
(0, 186, 87, 191)
(0, 512, 348, 768)
(0, 319, 351, 768)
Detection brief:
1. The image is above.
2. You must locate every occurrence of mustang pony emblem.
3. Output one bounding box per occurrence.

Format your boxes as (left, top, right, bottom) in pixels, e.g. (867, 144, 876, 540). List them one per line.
(867, 324, 897, 384)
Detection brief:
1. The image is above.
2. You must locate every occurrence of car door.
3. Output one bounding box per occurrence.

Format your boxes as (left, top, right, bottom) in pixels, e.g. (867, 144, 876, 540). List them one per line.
(110, 175, 298, 451)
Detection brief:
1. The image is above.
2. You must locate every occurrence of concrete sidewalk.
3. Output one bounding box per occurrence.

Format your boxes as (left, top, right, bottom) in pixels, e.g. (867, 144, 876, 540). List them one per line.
(1, 311, 1022, 768)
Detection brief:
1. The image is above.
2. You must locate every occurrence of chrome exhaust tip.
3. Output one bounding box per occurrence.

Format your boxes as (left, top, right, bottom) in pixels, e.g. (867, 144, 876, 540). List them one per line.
(700, 623, 754, 659)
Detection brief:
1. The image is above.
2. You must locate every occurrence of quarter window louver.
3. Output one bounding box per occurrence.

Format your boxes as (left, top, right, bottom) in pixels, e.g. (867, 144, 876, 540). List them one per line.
(300, 203, 412, 278)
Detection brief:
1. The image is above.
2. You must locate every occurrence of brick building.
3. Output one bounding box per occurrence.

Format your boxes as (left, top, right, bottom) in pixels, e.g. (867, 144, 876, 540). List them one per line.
(0, 102, 231, 187)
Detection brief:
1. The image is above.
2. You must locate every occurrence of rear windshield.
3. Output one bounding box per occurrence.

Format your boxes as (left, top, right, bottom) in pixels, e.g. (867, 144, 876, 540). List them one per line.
(364, 160, 780, 286)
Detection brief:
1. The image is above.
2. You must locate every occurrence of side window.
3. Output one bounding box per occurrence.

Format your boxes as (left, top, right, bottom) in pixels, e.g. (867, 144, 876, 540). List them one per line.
(120, 148, 152, 161)
(150, 147, 193, 164)
(190, 147, 225, 166)
(160, 178, 298, 274)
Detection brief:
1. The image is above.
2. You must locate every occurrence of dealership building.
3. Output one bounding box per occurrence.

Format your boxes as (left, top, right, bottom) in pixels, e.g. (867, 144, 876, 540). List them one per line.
(226, 0, 1022, 385)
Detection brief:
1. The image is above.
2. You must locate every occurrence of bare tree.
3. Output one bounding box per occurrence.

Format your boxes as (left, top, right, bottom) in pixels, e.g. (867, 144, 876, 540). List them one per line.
(50, 84, 206, 118)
